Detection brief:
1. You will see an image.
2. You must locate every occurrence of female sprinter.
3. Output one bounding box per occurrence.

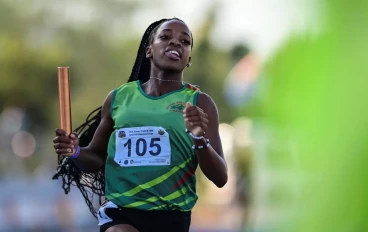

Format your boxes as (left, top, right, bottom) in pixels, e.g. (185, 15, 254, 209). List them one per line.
(53, 18, 228, 232)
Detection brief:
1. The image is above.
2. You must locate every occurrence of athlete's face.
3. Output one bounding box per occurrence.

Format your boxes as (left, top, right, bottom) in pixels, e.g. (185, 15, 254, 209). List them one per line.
(146, 20, 192, 73)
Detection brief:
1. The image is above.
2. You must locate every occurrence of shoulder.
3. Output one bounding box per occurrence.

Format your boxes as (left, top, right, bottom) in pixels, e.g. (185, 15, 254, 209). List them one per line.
(196, 92, 216, 108)
(186, 83, 200, 91)
(185, 83, 217, 111)
(112, 81, 140, 104)
(104, 81, 138, 115)
(115, 81, 139, 93)
(196, 92, 219, 119)
(100, 90, 116, 118)
(183, 83, 201, 96)
(103, 90, 116, 106)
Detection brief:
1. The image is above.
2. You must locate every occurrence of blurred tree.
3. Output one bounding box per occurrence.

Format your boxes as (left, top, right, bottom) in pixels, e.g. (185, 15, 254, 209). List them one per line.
(0, 0, 69, 131)
(240, 0, 368, 231)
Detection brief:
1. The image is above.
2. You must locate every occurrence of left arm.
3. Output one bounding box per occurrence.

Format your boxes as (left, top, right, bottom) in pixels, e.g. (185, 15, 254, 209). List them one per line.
(183, 93, 228, 188)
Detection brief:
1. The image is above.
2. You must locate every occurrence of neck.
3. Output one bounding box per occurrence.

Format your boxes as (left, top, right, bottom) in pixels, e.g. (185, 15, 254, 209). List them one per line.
(150, 66, 183, 82)
(141, 67, 184, 97)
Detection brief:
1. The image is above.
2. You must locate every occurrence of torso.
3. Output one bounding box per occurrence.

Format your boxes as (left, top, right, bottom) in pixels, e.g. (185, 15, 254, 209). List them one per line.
(105, 80, 200, 211)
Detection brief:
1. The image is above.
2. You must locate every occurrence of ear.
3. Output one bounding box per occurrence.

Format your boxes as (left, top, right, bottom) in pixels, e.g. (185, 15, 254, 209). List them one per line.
(188, 56, 192, 64)
(146, 45, 152, 58)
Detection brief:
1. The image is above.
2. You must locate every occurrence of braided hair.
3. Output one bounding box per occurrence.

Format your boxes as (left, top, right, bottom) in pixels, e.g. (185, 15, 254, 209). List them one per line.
(52, 18, 192, 219)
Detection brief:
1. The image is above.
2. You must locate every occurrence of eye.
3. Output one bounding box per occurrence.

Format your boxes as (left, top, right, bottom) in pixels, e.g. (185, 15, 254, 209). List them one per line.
(181, 39, 191, 45)
(160, 34, 170, 40)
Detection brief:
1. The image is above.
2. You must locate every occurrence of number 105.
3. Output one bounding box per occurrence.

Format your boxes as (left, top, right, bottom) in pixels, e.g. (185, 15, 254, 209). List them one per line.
(123, 138, 161, 157)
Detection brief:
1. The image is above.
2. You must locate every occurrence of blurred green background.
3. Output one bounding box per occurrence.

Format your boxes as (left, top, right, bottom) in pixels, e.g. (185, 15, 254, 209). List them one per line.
(0, 0, 367, 231)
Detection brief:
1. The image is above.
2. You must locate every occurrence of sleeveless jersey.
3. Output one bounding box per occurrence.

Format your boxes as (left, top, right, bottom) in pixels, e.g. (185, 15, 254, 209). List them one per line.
(105, 80, 200, 212)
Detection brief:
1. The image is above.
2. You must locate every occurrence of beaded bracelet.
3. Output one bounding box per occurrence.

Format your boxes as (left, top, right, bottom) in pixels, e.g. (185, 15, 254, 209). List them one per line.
(69, 146, 81, 159)
(185, 128, 206, 140)
(192, 139, 210, 150)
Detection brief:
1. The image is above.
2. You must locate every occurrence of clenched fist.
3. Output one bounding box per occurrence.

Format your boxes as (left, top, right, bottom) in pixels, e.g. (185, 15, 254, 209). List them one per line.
(53, 129, 79, 157)
(183, 102, 208, 137)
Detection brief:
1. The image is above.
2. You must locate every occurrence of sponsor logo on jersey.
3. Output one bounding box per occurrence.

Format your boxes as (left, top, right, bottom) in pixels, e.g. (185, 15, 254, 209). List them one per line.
(166, 101, 186, 113)
(118, 131, 126, 138)
(158, 129, 165, 135)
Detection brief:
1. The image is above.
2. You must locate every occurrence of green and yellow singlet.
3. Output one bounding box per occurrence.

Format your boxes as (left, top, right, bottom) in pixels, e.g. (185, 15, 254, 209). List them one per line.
(105, 80, 200, 212)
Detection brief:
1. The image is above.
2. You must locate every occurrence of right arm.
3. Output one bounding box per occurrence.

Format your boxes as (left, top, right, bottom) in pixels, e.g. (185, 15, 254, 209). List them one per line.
(53, 90, 115, 173)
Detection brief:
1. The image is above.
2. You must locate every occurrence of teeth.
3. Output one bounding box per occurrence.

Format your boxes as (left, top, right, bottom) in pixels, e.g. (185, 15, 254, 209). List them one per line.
(170, 50, 180, 57)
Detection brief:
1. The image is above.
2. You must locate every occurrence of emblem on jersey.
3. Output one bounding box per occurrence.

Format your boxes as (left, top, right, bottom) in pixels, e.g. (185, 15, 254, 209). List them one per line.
(158, 129, 165, 135)
(118, 131, 126, 138)
(166, 101, 185, 113)
(130, 160, 134, 164)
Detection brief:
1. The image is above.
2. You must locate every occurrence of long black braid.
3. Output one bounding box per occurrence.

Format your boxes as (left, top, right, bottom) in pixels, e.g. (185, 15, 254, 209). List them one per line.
(52, 18, 192, 219)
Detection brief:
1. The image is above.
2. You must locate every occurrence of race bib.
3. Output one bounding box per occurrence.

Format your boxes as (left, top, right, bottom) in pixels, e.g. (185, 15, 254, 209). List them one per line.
(114, 126, 171, 167)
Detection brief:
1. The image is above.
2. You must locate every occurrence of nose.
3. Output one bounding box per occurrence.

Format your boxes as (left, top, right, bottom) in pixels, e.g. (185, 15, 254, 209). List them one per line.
(168, 37, 181, 47)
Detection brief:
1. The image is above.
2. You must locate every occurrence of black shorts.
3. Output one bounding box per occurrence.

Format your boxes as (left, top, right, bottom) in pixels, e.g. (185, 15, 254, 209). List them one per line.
(99, 203, 191, 232)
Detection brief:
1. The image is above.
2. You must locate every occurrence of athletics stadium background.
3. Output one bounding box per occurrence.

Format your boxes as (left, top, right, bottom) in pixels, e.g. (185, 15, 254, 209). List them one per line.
(0, 0, 367, 231)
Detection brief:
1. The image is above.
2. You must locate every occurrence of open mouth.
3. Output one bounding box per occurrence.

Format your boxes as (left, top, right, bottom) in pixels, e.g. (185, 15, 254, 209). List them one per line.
(164, 50, 181, 60)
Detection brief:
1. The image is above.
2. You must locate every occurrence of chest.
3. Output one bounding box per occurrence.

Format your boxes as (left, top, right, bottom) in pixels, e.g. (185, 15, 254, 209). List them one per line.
(112, 95, 189, 130)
